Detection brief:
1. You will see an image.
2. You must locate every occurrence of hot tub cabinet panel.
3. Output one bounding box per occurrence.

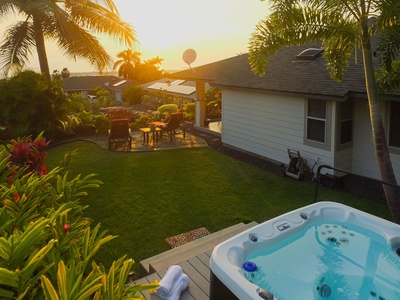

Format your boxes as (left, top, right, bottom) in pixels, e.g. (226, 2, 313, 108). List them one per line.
(210, 201, 400, 300)
(210, 270, 239, 300)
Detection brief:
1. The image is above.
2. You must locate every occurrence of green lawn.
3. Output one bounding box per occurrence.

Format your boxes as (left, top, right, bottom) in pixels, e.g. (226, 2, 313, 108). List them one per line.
(46, 141, 391, 270)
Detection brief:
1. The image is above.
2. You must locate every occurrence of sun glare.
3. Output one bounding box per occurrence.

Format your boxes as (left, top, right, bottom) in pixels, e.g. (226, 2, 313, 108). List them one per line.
(0, 0, 269, 73)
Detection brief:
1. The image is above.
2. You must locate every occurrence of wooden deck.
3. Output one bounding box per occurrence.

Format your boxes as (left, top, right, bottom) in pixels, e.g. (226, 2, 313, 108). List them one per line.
(134, 250, 212, 299)
(134, 222, 259, 299)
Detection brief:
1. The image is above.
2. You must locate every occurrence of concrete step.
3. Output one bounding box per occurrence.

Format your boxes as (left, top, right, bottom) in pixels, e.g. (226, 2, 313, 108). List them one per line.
(139, 222, 258, 277)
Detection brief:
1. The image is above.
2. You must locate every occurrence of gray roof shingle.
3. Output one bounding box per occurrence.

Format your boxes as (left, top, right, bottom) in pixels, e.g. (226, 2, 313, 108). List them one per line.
(170, 43, 391, 100)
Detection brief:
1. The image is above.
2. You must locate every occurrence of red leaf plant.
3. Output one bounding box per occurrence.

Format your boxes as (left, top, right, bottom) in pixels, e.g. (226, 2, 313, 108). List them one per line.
(7, 136, 50, 178)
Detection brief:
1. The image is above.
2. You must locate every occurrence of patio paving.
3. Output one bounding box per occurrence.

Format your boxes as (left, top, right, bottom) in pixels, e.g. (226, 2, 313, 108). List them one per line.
(81, 129, 207, 152)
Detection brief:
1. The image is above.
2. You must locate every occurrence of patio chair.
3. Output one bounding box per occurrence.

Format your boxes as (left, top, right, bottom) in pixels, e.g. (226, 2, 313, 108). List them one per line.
(108, 119, 132, 150)
(158, 112, 185, 141)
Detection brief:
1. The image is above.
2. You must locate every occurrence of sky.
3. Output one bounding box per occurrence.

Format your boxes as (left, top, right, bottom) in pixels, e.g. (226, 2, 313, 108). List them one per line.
(0, 0, 270, 74)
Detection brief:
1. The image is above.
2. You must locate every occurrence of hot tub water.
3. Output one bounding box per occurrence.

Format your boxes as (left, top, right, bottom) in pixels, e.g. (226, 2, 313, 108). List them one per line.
(243, 221, 399, 299)
(210, 202, 400, 300)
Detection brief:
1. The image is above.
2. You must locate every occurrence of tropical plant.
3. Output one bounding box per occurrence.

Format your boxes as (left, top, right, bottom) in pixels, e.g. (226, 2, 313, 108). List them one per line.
(113, 49, 142, 80)
(183, 103, 195, 121)
(0, 136, 157, 299)
(376, 7, 400, 93)
(88, 87, 115, 111)
(249, 0, 400, 223)
(205, 87, 222, 104)
(51, 68, 71, 80)
(7, 134, 49, 177)
(0, 0, 136, 80)
(147, 89, 175, 106)
(0, 71, 71, 139)
(93, 114, 111, 134)
(122, 84, 145, 105)
(157, 104, 178, 119)
(113, 50, 164, 82)
(133, 57, 164, 83)
(104, 109, 135, 121)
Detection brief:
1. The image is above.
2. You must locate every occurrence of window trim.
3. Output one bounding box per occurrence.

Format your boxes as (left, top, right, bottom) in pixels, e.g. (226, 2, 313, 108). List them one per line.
(303, 99, 332, 150)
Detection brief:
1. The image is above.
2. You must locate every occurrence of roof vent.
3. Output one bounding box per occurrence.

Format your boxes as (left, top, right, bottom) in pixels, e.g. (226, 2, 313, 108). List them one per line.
(296, 48, 324, 61)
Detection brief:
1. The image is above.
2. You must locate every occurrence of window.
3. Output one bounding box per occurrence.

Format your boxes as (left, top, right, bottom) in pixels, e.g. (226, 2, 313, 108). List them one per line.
(339, 100, 353, 144)
(307, 99, 326, 143)
(389, 101, 400, 148)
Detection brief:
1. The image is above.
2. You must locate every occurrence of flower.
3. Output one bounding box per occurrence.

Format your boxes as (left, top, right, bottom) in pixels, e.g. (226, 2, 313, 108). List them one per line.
(63, 224, 71, 232)
(149, 279, 159, 294)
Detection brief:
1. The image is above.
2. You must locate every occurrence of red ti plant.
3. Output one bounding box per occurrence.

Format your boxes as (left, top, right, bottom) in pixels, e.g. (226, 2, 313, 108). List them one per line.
(7, 135, 50, 177)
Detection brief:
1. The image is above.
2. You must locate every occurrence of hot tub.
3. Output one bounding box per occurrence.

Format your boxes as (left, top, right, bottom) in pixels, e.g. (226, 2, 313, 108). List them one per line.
(210, 202, 400, 300)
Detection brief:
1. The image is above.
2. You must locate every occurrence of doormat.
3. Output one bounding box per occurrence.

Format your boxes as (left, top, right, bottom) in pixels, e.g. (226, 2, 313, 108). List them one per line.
(165, 227, 210, 248)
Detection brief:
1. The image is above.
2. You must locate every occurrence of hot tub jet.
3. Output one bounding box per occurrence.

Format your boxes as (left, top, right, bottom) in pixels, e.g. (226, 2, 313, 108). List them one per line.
(318, 284, 332, 298)
(257, 288, 274, 300)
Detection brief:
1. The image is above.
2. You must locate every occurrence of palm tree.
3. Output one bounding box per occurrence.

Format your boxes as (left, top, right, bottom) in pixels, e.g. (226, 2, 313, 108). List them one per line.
(0, 0, 136, 80)
(135, 56, 164, 82)
(376, 5, 400, 93)
(113, 49, 142, 79)
(249, 0, 400, 222)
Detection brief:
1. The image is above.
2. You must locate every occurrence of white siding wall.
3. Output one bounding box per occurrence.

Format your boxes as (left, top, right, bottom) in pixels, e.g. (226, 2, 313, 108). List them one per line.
(221, 89, 333, 169)
(352, 99, 400, 180)
(221, 89, 400, 181)
(334, 148, 353, 171)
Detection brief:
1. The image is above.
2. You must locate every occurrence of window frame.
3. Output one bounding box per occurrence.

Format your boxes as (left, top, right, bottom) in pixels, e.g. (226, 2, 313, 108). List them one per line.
(304, 99, 331, 150)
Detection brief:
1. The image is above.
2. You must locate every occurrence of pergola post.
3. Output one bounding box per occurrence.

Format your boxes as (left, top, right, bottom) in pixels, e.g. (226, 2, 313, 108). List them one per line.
(195, 81, 207, 127)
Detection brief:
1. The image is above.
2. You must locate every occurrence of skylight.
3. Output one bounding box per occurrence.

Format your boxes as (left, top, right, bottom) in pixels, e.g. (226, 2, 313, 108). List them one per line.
(296, 48, 324, 60)
(113, 80, 127, 87)
(171, 79, 185, 85)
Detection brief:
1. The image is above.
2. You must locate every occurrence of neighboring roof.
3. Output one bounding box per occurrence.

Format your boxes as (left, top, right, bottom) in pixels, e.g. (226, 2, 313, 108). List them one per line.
(141, 77, 210, 100)
(169, 43, 397, 101)
(63, 75, 138, 93)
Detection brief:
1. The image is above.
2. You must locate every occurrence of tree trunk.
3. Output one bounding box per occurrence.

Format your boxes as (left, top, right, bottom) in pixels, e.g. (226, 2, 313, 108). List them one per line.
(32, 13, 51, 81)
(362, 32, 400, 223)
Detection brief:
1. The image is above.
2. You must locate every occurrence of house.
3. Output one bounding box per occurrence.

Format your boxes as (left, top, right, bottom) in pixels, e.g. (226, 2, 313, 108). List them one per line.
(63, 75, 138, 102)
(141, 78, 210, 105)
(169, 44, 400, 181)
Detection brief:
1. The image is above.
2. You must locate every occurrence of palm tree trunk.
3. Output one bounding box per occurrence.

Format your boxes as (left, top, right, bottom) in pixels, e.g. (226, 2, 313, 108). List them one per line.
(362, 33, 400, 223)
(32, 13, 51, 81)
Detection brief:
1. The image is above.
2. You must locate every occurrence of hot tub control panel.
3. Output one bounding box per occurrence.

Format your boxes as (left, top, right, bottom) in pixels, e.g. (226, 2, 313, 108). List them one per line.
(277, 222, 290, 231)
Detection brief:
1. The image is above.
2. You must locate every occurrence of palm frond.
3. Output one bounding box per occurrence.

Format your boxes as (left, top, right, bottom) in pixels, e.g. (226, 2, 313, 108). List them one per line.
(67, 1, 136, 47)
(248, 16, 287, 76)
(0, 2, 17, 18)
(0, 21, 35, 74)
(248, 2, 360, 79)
(377, 61, 400, 94)
(55, 21, 111, 71)
(377, 24, 400, 71)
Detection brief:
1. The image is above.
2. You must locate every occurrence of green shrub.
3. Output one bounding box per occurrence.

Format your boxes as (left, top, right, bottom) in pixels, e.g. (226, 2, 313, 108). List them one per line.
(157, 104, 178, 119)
(122, 84, 145, 105)
(183, 103, 195, 120)
(0, 136, 157, 299)
(105, 108, 135, 121)
(73, 111, 96, 135)
(205, 87, 221, 103)
(130, 113, 161, 130)
(93, 114, 111, 134)
(207, 100, 221, 118)
(0, 71, 71, 140)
